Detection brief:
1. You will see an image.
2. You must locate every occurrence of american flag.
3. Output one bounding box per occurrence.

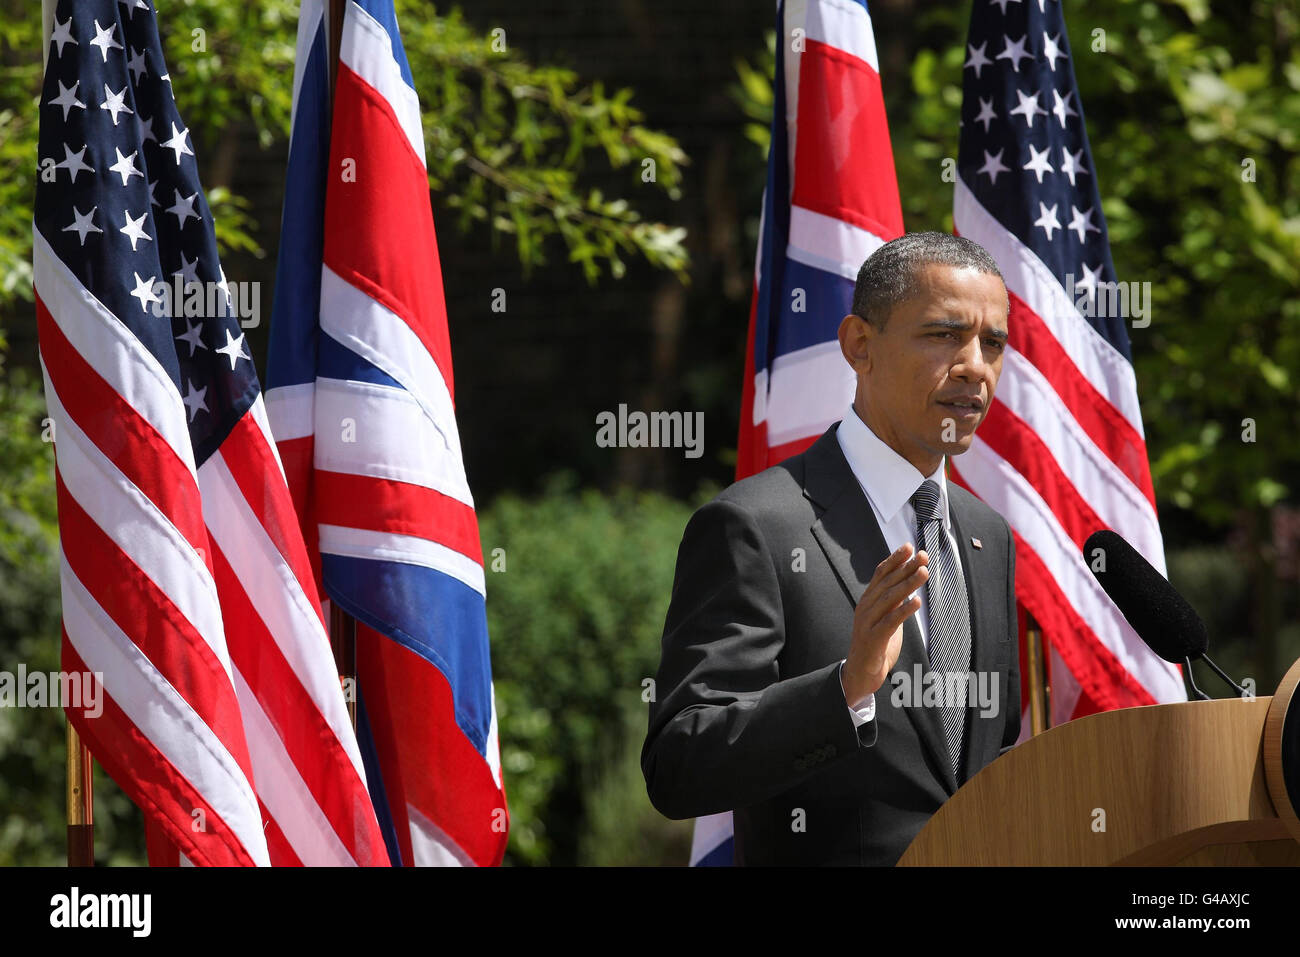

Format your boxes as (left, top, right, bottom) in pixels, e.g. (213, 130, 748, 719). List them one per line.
(264, 0, 508, 866)
(34, 0, 388, 865)
(952, 0, 1184, 719)
(700, 0, 904, 866)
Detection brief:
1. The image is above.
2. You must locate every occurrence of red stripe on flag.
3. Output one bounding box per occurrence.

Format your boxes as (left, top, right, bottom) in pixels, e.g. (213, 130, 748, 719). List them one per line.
(975, 401, 1106, 549)
(37, 294, 210, 565)
(1005, 293, 1156, 506)
(274, 433, 324, 599)
(949, 465, 1159, 712)
(791, 39, 904, 240)
(208, 536, 388, 866)
(765, 432, 820, 469)
(259, 798, 304, 867)
(218, 414, 326, 629)
(55, 473, 256, 786)
(357, 625, 507, 866)
(323, 63, 455, 399)
(315, 470, 485, 566)
(61, 636, 258, 867)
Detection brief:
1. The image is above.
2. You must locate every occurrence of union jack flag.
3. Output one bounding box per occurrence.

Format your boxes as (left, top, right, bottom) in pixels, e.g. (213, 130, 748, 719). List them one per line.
(951, 0, 1184, 721)
(264, 0, 508, 866)
(34, 0, 387, 865)
(700, 0, 904, 867)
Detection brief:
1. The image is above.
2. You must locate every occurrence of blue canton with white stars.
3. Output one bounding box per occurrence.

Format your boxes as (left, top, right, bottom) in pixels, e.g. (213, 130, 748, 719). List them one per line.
(35, 0, 260, 466)
(957, 0, 1131, 361)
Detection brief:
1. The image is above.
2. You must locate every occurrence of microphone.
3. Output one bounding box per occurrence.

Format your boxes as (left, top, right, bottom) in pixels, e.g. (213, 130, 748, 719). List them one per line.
(1082, 529, 1244, 700)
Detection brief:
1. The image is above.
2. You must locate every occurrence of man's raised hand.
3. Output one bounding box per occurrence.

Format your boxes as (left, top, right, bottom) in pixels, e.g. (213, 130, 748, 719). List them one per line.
(841, 543, 928, 708)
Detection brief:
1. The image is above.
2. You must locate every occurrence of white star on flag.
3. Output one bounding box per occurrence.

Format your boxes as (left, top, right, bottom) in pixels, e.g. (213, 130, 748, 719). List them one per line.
(1067, 204, 1100, 243)
(215, 329, 250, 370)
(108, 147, 143, 186)
(129, 271, 161, 312)
(161, 122, 194, 165)
(1010, 88, 1047, 127)
(978, 148, 1010, 184)
(56, 144, 95, 183)
(50, 17, 77, 57)
(119, 209, 151, 251)
(181, 379, 208, 422)
(62, 206, 102, 246)
(167, 190, 200, 228)
(89, 20, 123, 63)
(1023, 143, 1054, 183)
(964, 42, 992, 79)
(49, 80, 85, 121)
(1034, 201, 1061, 240)
(996, 34, 1031, 72)
(100, 84, 133, 126)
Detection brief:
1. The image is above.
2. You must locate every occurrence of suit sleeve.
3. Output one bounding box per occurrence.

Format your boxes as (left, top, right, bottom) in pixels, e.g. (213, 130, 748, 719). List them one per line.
(999, 521, 1021, 755)
(641, 497, 869, 820)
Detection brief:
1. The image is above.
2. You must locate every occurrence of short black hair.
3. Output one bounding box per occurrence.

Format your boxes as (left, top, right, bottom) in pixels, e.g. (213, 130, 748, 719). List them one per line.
(851, 232, 1007, 329)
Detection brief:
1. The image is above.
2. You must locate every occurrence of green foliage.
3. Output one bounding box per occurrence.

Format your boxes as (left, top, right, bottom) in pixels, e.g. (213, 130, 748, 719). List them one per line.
(576, 703, 692, 866)
(477, 475, 706, 865)
(398, 3, 689, 282)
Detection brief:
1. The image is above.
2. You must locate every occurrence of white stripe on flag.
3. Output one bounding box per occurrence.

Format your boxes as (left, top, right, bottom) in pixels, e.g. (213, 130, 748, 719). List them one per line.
(313, 376, 474, 507)
(264, 382, 316, 443)
(764, 340, 856, 448)
(319, 266, 464, 473)
(198, 451, 369, 785)
(338, 0, 426, 167)
(805, 0, 880, 71)
(996, 347, 1166, 572)
(408, 802, 473, 867)
(58, 558, 269, 865)
(43, 374, 232, 683)
(318, 523, 487, 598)
(229, 665, 356, 866)
(787, 205, 887, 281)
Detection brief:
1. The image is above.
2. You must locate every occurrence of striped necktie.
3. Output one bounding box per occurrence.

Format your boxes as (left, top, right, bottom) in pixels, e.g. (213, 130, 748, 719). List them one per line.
(911, 478, 972, 781)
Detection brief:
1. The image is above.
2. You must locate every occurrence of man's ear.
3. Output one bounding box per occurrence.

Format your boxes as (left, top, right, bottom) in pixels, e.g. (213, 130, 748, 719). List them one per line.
(837, 313, 874, 373)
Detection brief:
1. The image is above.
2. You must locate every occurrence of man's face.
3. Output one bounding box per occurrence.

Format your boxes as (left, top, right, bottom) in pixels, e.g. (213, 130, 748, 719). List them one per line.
(838, 262, 1009, 474)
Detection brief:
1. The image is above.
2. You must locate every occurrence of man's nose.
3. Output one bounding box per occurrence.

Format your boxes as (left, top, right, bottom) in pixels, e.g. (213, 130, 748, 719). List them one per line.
(952, 337, 988, 381)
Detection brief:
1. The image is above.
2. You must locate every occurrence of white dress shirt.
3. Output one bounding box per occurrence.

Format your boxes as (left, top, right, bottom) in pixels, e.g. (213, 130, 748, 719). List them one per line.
(834, 406, 965, 728)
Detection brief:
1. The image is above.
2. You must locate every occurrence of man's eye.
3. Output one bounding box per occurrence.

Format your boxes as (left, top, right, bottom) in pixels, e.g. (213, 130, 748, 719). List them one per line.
(984, 339, 1005, 351)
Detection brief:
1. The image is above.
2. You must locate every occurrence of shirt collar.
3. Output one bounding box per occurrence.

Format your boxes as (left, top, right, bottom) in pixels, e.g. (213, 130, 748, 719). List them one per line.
(836, 406, 951, 530)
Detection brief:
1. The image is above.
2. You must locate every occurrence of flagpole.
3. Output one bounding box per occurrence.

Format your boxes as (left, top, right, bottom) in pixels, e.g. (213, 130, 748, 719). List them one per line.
(1025, 612, 1051, 735)
(66, 722, 95, 866)
(325, 0, 358, 733)
(43, 0, 97, 865)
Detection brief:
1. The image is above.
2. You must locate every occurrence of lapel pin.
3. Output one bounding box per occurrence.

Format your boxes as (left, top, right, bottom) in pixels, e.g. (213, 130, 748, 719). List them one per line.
(971, 537, 982, 549)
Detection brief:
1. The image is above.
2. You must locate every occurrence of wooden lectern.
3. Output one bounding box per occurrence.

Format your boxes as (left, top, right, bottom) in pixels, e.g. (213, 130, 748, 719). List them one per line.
(898, 658, 1300, 865)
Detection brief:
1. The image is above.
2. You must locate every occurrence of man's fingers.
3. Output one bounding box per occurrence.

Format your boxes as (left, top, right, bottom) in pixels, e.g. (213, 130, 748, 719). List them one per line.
(870, 547, 928, 596)
(865, 564, 929, 630)
(866, 595, 921, 670)
(877, 593, 922, 636)
(870, 542, 913, 586)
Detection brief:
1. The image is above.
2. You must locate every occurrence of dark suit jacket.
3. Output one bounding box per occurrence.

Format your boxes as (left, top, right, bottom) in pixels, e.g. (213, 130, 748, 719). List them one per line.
(641, 422, 1021, 865)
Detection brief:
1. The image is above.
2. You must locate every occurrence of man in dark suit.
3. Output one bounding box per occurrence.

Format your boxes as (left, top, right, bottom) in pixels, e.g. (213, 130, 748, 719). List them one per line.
(642, 232, 1021, 865)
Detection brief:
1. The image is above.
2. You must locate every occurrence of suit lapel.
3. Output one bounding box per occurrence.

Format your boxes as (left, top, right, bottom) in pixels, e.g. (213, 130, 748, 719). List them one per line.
(803, 426, 957, 794)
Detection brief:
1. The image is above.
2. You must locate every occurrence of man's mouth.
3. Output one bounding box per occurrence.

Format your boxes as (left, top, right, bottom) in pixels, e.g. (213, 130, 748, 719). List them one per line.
(937, 396, 984, 419)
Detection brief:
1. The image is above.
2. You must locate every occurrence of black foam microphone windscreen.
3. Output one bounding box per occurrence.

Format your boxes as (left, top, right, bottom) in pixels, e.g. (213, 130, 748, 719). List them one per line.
(1083, 529, 1209, 663)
